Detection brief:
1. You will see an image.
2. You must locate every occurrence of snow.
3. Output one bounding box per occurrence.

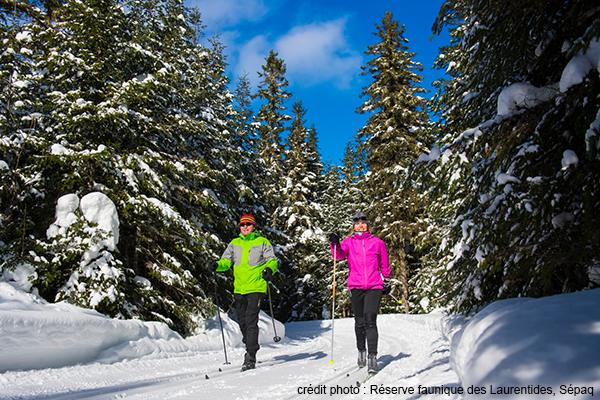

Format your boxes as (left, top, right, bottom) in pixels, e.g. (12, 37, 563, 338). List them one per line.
(79, 192, 120, 250)
(451, 290, 600, 399)
(15, 31, 32, 42)
(552, 212, 575, 229)
(416, 147, 442, 164)
(1, 281, 598, 399)
(46, 192, 119, 252)
(561, 149, 579, 169)
(496, 83, 557, 116)
(50, 143, 73, 155)
(496, 173, 521, 185)
(560, 39, 600, 93)
(494, 38, 600, 117)
(587, 109, 600, 152)
(46, 193, 80, 238)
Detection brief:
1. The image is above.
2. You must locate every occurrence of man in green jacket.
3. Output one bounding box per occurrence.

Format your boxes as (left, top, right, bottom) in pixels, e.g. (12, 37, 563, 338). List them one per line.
(208, 214, 278, 371)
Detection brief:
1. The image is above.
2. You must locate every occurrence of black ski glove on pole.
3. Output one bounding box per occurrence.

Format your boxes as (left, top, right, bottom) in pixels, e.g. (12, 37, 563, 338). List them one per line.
(208, 260, 219, 272)
(383, 279, 391, 295)
(262, 267, 273, 282)
(329, 232, 340, 244)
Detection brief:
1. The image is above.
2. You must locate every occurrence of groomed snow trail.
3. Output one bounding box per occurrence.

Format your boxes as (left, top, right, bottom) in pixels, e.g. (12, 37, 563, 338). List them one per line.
(0, 313, 462, 400)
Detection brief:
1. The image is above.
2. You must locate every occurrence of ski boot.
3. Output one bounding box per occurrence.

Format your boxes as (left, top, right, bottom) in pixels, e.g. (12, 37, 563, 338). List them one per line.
(367, 354, 379, 375)
(357, 349, 367, 368)
(241, 352, 256, 372)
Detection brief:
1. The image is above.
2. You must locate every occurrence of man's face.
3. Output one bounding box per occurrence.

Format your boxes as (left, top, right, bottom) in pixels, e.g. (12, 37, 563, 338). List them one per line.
(240, 223, 255, 235)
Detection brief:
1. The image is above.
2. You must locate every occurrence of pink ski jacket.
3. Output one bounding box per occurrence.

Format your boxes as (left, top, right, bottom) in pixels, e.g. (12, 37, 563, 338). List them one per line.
(331, 231, 390, 290)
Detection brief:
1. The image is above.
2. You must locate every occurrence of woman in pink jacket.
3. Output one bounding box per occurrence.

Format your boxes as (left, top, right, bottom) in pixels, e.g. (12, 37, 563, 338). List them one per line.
(329, 212, 390, 374)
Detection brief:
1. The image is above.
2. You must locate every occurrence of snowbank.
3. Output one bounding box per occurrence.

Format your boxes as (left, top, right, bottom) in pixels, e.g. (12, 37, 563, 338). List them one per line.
(449, 289, 600, 398)
(0, 282, 284, 372)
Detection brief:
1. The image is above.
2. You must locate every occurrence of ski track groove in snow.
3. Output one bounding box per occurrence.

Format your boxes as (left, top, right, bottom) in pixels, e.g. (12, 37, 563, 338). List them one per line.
(0, 314, 461, 400)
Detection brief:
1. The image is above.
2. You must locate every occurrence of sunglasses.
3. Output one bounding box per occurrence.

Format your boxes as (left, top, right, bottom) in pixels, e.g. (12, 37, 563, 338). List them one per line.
(240, 223, 253, 227)
(353, 216, 368, 223)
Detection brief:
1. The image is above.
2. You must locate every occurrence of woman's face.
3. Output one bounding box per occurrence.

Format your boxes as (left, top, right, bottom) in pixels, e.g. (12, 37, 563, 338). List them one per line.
(354, 221, 368, 232)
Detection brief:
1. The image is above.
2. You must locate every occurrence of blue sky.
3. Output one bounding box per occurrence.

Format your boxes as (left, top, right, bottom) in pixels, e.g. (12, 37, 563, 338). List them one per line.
(191, 0, 448, 165)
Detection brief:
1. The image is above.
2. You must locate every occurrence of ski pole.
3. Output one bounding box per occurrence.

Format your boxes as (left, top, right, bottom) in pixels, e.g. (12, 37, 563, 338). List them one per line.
(330, 245, 336, 365)
(213, 279, 230, 365)
(269, 282, 281, 294)
(267, 281, 281, 342)
(389, 292, 403, 305)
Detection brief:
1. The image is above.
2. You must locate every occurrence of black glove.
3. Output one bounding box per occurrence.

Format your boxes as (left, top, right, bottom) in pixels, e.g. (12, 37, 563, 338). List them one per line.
(262, 268, 273, 282)
(207, 260, 219, 272)
(382, 279, 391, 295)
(329, 231, 340, 244)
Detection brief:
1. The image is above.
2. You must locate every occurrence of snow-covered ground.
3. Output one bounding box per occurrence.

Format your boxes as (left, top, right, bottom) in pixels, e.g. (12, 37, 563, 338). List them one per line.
(1, 282, 599, 399)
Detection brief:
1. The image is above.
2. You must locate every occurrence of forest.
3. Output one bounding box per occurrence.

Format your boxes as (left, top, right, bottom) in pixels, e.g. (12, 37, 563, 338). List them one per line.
(1, 0, 599, 336)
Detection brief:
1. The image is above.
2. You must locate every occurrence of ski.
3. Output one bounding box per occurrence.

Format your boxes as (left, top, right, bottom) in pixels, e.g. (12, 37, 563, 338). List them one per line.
(205, 366, 240, 380)
(205, 358, 285, 379)
(357, 371, 377, 386)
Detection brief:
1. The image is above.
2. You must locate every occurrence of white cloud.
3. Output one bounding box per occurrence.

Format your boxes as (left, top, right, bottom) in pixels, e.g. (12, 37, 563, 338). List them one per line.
(235, 35, 271, 85)
(194, 0, 269, 28)
(234, 18, 362, 89)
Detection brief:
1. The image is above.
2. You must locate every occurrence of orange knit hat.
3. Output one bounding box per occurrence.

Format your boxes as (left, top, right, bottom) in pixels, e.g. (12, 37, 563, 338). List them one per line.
(239, 214, 256, 226)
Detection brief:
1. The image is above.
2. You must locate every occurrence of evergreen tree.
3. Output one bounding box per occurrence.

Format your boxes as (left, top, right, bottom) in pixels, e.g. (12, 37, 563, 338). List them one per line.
(356, 11, 431, 312)
(316, 138, 371, 318)
(252, 50, 291, 228)
(320, 164, 347, 241)
(319, 163, 350, 317)
(232, 73, 258, 153)
(276, 100, 327, 320)
(413, 0, 600, 313)
(341, 134, 367, 186)
(0, 0, 48, 290)
(279, 100, 321, 235)
(230, 73, 263, 212)
(249, 50, 296, 320)
(306, 124, 324, 186)
(0, 0, 243, 335)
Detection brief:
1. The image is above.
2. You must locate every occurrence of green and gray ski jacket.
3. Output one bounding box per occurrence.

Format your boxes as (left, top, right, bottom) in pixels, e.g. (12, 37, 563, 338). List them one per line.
(216, 231, 278, 294)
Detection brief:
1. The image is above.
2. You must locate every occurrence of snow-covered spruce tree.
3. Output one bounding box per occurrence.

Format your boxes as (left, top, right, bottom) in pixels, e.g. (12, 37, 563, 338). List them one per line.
(341, 134, 367, 187)
(356, 11, 431, 312)
(251, 50, 294, 321)
(341, 134, 369, 221)
(231, 73, 260, 186)
(319, 162, 353, 318)
(252, 50, 291, 228)
(306, 124, 323, 188)
(279, 100, 322, 236)
(321, 137, 371, 317)
(276, 99, 327, 320)
(0, 1, 48, 288)
(232, 74, 257, 153)
(228, 72, 274, 244)
(1, 0, 139, 305)
(413, 0, 600, 314)
(1, 0, 243, 335)
(321, 164, 348, 235)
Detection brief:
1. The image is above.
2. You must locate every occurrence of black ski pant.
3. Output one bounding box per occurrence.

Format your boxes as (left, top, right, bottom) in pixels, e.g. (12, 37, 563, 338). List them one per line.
(350, 289, 382, 356)
(235, 292, 265, 361)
